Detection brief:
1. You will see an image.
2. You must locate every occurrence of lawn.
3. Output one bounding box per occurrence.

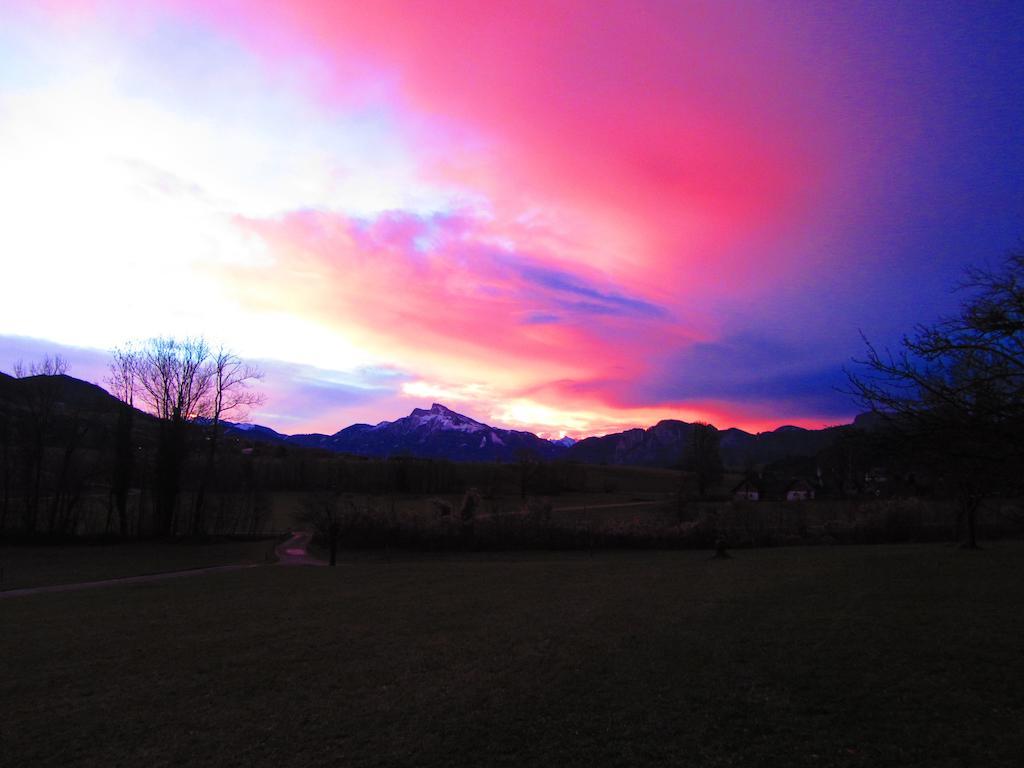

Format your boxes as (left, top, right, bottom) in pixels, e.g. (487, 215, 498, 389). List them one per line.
(0, 538, 279, 591)
(3, 543, 1023, 767)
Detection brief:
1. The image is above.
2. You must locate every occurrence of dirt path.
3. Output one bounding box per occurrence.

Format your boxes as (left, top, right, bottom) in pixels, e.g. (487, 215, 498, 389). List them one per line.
(553, 500, 665, 512)
(0, 562, 265, 600)
(274, 530, 327, 566)
(0, 531, 326, 600)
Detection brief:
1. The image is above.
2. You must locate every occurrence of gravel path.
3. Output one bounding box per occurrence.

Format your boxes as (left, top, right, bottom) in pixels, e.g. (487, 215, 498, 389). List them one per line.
(0, 531, 325, 600)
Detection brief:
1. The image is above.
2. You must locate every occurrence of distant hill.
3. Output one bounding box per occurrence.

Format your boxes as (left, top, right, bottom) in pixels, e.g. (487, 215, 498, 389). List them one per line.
(564, 419, 843, 468)
(227, 402, 851, 467)
(0, 372, 134, 420)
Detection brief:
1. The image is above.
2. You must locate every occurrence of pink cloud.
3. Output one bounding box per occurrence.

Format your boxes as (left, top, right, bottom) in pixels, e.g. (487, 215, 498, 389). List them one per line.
(219, 207, 686, 386)
(182, 1, 851, 292)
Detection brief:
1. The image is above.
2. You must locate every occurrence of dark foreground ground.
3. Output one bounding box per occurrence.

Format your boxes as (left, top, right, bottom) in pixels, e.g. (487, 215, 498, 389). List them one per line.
(3, 543, 1023, 767)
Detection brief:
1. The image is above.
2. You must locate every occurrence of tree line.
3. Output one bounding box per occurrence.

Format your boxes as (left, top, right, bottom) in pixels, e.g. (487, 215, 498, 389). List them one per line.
(0, 338, 265, 539)
(0, 338, 597, 541)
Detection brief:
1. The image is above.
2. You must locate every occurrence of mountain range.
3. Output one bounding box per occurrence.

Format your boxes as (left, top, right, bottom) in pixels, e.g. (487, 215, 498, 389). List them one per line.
(224, 402, 855, 468)
(280, 403, 565, 462)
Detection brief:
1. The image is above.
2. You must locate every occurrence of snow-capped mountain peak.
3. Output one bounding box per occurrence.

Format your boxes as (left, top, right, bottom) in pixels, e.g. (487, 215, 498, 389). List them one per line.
(223, 401, 576, 462)
(551, 436, 576, 447)
(407, 403, 486, 433)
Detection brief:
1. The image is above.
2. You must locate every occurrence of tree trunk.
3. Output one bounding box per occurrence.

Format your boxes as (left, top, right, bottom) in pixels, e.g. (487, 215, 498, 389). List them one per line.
(0, 422, 10, 535)
(50, 422, 85, 537)
(27, 436, 43, 534)
(155, 415, 185, 538)
(105, 491, 115, 536)
(192, 422, 220, 537)
(113, 405, 134, 538)
(964, 504, 980, 549)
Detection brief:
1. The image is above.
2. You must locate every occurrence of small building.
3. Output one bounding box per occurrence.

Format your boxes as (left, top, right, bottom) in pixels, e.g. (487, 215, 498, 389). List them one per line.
(733, 479, 760, 501)
(865, 466, 888, 484)
(785, 478, 815, 501)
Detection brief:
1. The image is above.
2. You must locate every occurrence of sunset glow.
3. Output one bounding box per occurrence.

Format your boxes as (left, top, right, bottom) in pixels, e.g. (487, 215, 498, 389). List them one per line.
(2, 1, 1022, 436)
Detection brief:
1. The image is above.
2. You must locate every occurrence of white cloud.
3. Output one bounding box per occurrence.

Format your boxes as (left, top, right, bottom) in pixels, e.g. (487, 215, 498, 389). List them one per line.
(0, 12, 459, 367)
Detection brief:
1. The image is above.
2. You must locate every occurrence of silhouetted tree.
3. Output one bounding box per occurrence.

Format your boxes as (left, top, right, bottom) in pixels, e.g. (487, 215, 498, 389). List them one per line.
(300, 491, 347, 566)
(816, 428, 869, 498)
(134, 338, 211, 536)
(848, 250, 1024, 548)
(11, 355, 69, 380)
(0, 394, 12, 533)
(458, 487, 480, 546)
(46, 407, 91, 536)
(682, 422, 723, 498)
(191, 348, 263, 536)
(516, 448, 540, 499)
(126, 337, 261, 537)
(13, 355, 69, 534)
(107, 345, 138, 537)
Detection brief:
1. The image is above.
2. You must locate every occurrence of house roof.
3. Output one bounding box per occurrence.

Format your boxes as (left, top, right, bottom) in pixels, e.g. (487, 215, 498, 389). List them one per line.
(732, 478, 760, 493)
(784, 477, 815, 492)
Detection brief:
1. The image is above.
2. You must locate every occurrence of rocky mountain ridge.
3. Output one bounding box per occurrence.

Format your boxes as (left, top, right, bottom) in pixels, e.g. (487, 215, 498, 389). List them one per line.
(226, 402, 851, 467)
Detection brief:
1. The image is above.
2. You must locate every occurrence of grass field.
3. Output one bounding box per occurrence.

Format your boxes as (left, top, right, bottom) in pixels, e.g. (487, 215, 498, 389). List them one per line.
(0, 538, 279, 591)
(4, 543, 1024, 767)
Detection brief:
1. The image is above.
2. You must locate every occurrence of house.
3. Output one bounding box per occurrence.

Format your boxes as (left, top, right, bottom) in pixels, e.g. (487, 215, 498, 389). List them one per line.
(784, 478, 815, 501)
(732, 479, 760, 501)
(865, 466, 888, 484)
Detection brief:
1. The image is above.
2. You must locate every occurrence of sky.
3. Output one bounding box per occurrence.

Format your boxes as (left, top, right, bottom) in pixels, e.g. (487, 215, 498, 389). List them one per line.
(1, 1, 1022, 438)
